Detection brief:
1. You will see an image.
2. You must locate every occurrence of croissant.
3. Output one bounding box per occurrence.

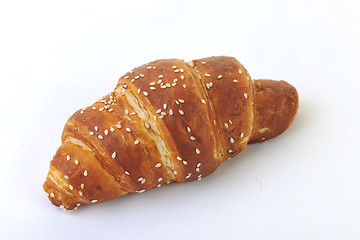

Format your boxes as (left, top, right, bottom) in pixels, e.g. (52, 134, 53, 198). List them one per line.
(43, 56, 299, 210)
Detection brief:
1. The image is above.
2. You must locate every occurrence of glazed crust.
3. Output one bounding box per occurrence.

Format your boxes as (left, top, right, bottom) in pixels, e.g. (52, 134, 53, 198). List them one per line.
(43, 56, 299, 210)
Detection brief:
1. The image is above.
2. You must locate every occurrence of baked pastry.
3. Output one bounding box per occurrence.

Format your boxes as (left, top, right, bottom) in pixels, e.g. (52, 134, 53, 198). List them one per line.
(43, 56, 299, 210)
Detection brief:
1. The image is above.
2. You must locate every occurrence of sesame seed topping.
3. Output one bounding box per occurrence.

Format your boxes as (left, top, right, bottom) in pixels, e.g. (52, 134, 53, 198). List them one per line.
(174, 69, 180, 73)
(143, 91, 148, 96)
(149, 82, 156, 86)
(239, 69, 243, 74)
(175, 100, 179, 104)
(69, 185, 73, 190)
(104, 129, 109, 135)
(160, 85, 166, 89)
(75, 160, 79, 165)
(196, 168, 200, 172)
(169, 109, 173, 115)
(197, 163, 201, 167)
(178, 99, 184, 103)
(205, 73, 211, 77)
(147, 66, 152, 69)
(166, 83, 171, 87)
(79, 191, 83, 196)
(135, 75, 140, 79)
(141, 179, 146, 184)
(60, 205, 64, 209)
(230, 137, 235, 143)
(80, 110, 84, 114)
(124, 76, 130, 79)
(158, 177, 163, 182)
(241, 132, 244, 138)
(195, 148, 200, 154)
(186, 127, 191, 132)
(64, 175, 69, 180)
(137, 190, 145, 193)
(158, 75, 163, 78)
(116, 122, 122, 129)
(157, 79, 162, 84)
(108, 108, 114, 112)
(172, 82, 176, 86)
(110, 127, 115, 132)
(91, 200, 98, 203)
(229, 149, 233, 154)
(130, 112, 136, 116)
(66, 155, 70, 161)
(214, 120, 217, 125)
(178, 110, 184, 115)
(201, 61, 206, 64)
(229, 120, 233, 124)
(98, 135, 103, 140)
(150, 87, 156, 90)
(126, 128, 131, 132)
(160, 111, 166, 116)
(185, 173, 192, 179)
(159, 114, 165, 119)
(177, 156, 182, 160)
(183, 160, 187, 165)
(94, 126, 98, 131)
(201, 99, 206, 104)
(137, 89, 141, 94)
(156, 109, 161, 114)
(163, 103, 167, 109)
(153, 66, 157, 69)
(139, 74, 144, 77)
(173, 78, 178, 83)
(183, 84, 186, 88)
(174, 171, 178, 175)
(217, 75, 223, 79)
(112, 152, 116, 159)
(224, 123, 229, 128)
(190, 136, 196, 141)
(84, 170, 88, 177)
(172, 65, 177, 69)
(233, 80, 239, 83)
(244, 93, 248, 99)
(50, 192, 55, 197)
(134, 139, 140, 145)
(155, 163, 161, 168)
(125, 171, 130, 175)
(180, 75, 185, 80)
(99, 107, 104, 112)
(76, 203, 81, 207)
(144, 122, 150, 128)
(92, 106, 96, 110)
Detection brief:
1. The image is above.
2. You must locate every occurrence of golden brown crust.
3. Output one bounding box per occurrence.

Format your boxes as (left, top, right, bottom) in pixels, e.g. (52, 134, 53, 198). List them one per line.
(43, 56, 299, 210)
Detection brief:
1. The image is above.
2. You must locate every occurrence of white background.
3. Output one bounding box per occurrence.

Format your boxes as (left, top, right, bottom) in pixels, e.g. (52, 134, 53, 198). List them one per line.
(1, 0, 360, 239)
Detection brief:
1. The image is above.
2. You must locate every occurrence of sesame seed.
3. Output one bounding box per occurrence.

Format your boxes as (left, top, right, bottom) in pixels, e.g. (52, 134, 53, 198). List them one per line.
(159, 114, 165, 119)
(214, 120, 217, 125)
(158, 177, 163, 182)
(224, 123, 229, 128)
(150, 87, 156, 90)
(134, 139, 140, 145)
(80, 110, 84, 114)
(98, 135, 103, 140)
(144, 122, 150, 128)
(201, 99, 206, 104)
(206, 83, 210, 89)
(160, 111, 166, 116)
(178, 99, 184, 103)
(196, 168, 200, 172)
(230, 137, 235, 143)
(156, 109, 161, 114)
(178, 110, 184, 115)
(217, 75, 223, 79)
(137, 89, 141, 94)
(229, 149, 233, 154)
(64, 175, 69, 179)
(135, 75, 140, 79)
(147, 66, 152, 69)
(190, 136, 196, 141)
(81, 184, 85, 189)
(50, 192, 55, 197)
(137, 190, 145, 193)
(201, 61, 206, 64)
(149, 82, 156, 86)
(104, 129, 109, 135)
(169, 109, 173, 115)
(172, 65, 177, 69)
(183, 160, 187, 165)
(157, 79, 162, 84)
(166, 83, 171, 87)
(239, 69, 242, 74)
(84, 170, 88, 176)
(158, 75, 163, 78)
(130, 112, 136, 116)
(186, 127, 191, 132)
(69, 185, 73, 190)
(163, 103, 167, 109)
(124, 76, 130, 79)
(160, 85, 166, 89)
(175, 100, 179, 104)
(79, 191, 83, 196)
(131, 79, 135, 83)
(183, 84, 186, 88)
(91, 200, 98, 203)
(241, 132, 244, 138)
(110, 127, 115, 132)
(180, 75, 185, 80)
(177, 156, 182, 160)
(76, 203, 81, 207)
(116, 122, 122, 129)
(174, 171, 178, 175)
(125, 171, 130, 175)
(112, 152, 116, 158)
(197, 163, 201, 167)
(139, 74, 144, 77)
(229, 120, 233, 124)
(66, 155, 70, 161)
(141, 179, 146, 184)
(174, 69, 180, 73)
(195, 148, 200, 154)
(143, 91, 148, 96)
(155, 163, 161, 168)
(92, 107, 96, 110)
(95, 126, 98, 131)
(244, 93, 248, 99)
(172, 82, 176, 86)
(108, 108, 114, 112)
(233, 79, 239, 82)
(185, 173, 192, 179)
(126, 128, 131, 132)
(153, 66, 157, 69)
(75, 160, 79, 165)
(99, 107, 104, 112)
(60, 205, 64, 209)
